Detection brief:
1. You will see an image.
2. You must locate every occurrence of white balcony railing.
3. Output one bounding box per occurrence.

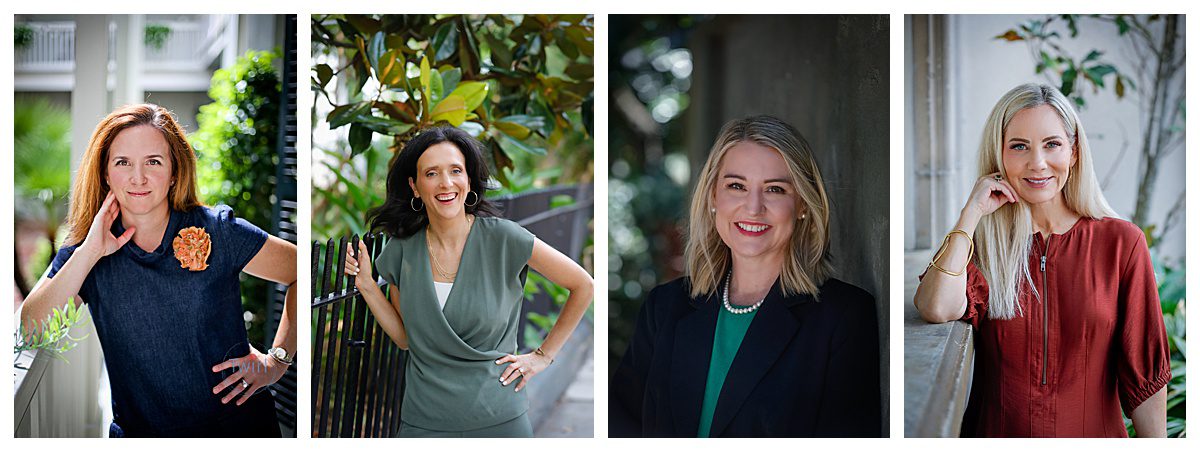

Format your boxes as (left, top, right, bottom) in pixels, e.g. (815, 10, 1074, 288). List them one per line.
(15, 16, 231, 73)
(14, 22, 75, 71)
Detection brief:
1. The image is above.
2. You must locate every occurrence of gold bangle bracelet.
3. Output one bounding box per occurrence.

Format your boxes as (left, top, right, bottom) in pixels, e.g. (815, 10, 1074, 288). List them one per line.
(927, 229, 973, 277)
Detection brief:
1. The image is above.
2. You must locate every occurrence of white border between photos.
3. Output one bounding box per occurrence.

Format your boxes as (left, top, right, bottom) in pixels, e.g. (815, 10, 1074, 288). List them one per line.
(0, 1, 1193, 452)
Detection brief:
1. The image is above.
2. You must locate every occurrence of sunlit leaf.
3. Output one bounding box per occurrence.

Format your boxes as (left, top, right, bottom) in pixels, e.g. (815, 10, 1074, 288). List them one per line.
(447, 81, 488, 111)
(431, 94, 467, 126)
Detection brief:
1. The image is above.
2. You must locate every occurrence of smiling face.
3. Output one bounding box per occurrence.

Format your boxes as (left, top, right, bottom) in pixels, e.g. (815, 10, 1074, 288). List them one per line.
(409, 141, 471, 222)
(106, 125, 174, 217)
(1001, 104, 1077, 207)
(711, 141, 804, 265)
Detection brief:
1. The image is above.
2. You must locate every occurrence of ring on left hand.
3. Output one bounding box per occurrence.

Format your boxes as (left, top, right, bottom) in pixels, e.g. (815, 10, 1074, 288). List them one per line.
(241, 379, 250, 389)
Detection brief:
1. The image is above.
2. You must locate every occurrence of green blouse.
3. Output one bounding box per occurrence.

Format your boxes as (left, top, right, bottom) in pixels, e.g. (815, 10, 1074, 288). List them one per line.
(374, 217, 535, 431)
(697, 307, 758, 437)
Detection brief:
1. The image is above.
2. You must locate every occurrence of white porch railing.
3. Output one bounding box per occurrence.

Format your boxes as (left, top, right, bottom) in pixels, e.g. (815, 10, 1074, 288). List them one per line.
(13, 309, 105, 438)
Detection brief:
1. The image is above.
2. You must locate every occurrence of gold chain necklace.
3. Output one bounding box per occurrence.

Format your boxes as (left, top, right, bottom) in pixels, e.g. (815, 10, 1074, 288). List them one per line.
(427, 215, 473, 281)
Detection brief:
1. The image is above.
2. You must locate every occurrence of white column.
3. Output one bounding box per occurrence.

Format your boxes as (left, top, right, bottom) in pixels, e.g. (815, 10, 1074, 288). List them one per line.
(112, 14, 144, 106)
(221, 14, 238, 69)
(71, 16, 109, 177)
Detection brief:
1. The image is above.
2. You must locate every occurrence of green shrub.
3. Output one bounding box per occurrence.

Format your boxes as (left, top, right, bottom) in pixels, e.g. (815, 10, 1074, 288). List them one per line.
(190, 49, 281, 347)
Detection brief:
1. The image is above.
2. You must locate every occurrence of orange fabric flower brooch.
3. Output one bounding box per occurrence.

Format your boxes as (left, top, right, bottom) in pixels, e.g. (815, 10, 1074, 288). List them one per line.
(172, 226, 212, 271)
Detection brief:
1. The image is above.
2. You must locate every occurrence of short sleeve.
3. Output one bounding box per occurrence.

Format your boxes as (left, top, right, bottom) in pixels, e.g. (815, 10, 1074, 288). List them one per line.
(917, 261, 989, 328)
(374, 238, 403, 287)
(1116, 233, 1172, 414)
(213, 205, 269, 272)
(494, 218, 535, 278)
(46, 244, 77, 280)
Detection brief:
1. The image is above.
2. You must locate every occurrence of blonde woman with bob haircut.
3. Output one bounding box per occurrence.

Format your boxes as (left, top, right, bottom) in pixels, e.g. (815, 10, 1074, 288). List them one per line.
(18, 104, 297, 437)
(611, 115, 881, 438)
(913, 84, 1170, 437)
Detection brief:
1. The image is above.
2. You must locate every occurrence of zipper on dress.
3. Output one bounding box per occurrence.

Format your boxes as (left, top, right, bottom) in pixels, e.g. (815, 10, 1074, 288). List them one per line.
(1037, 245, 1049, 439)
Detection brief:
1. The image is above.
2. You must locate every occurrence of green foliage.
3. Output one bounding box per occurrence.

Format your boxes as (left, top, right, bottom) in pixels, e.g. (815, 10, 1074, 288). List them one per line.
(14, 98, 72, 287)
(311, 14, 593, 188)
(311, 143, 389, 239)
(14, 298, 89, 368)
(15, 23, 33, 48)
(995, 14, 1138, 108)
(522, 272, 569, 351)
(144, 24, 172, 50)
(1125, 253, 1186, 437)
(190, 49, 281, 347)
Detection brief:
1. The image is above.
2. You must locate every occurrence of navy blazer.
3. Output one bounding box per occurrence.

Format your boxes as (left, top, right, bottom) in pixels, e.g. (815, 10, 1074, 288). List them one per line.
(610, 276, 882, 437)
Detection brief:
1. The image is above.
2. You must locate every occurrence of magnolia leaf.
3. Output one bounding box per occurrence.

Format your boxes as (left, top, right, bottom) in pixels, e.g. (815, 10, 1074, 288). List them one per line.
(367, 32, 386, 73)
(458, 121, 485, 137)
(493, 120, 531, 139)
(354, 115, 414, 136)
(499, 134, 546, 156)
(349, 123, 373, 155)
(432, 21, 459, 62)
(431, 94, 467, 126)
(377, 49, 405, 86)
(430, 69, 445, 103)
(446, 81, 488, 111)
(344, 15, 381, 36)
(315, 64, 333, 88)
(441, 68, 462, 95)
(328, 101, 372, 129)
(420, 55, 431, 92)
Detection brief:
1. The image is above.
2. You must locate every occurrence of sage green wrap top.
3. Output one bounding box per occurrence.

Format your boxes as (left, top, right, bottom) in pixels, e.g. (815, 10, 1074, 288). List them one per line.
(374, 217, 536, 431)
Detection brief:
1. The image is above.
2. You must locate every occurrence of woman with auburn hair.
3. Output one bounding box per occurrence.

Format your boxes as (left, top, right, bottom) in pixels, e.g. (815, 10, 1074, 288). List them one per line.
(342, 126, 593, 437)
(610, 115, 882, 437)
(18, 104, 297, 437)
(913, 84, 1170, 437)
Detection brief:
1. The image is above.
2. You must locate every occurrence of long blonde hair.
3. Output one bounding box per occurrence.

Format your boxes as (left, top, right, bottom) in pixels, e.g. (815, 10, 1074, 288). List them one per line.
(64, 104, 202, 245)
(974, 84, 1117, 319)
(684, 115, 833, 298)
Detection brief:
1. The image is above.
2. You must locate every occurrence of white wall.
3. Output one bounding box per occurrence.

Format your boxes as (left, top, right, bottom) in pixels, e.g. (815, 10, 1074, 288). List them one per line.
(945, 15, 1185, 260)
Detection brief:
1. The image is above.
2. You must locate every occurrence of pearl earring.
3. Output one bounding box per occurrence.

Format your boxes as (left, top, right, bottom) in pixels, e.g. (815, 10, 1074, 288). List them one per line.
(710, 208, 716, 214)
(801, 213, 807, 219)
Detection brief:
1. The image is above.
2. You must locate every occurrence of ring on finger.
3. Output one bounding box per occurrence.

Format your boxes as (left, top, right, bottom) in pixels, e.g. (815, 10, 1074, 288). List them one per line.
(241, 379, 250, 389)
(993, 173, 1003, 181)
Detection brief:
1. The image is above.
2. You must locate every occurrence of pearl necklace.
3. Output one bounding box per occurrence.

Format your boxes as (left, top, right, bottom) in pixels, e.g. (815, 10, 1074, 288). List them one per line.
(722, 271, 765, 315)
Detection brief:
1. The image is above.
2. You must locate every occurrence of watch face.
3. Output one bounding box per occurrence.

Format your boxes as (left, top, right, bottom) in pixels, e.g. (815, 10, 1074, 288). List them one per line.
(272, 348, 285, 359)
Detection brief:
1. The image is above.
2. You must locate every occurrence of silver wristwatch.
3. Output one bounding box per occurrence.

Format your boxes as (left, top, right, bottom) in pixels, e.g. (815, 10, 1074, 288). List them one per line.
(267, 346, 294, 365)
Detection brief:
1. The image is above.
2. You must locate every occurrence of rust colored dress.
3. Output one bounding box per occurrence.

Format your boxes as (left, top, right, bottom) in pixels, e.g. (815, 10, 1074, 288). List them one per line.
(958, 217, 1171, 437)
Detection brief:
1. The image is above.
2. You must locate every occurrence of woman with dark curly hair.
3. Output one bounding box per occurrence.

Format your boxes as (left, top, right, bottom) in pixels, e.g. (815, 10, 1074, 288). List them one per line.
(343, 126, 594, 437)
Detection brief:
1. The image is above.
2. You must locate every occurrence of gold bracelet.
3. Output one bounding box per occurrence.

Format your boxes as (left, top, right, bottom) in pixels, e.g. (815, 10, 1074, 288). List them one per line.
(927, 230, 973, 277)
(534, 347, 554, 365)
